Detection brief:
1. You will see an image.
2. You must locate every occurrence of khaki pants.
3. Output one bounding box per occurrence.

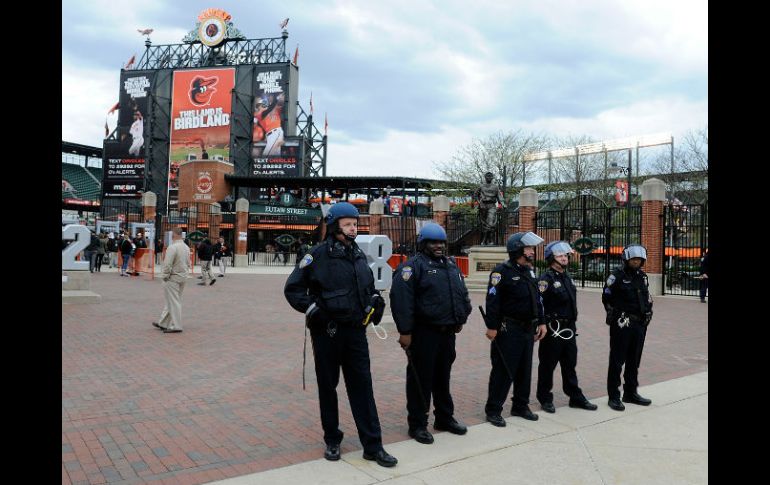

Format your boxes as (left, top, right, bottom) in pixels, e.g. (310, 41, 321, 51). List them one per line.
(200, 260, 214, 283)
(218, 256, 231, 275)
(157, 279, 185, 330)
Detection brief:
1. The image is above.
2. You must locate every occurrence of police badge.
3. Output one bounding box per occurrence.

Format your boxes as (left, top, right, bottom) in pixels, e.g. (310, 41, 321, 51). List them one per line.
(553, 281, 562, 288)
(538, 281, 549, 293)
(402, 266, 413, 281)
(490, 272, 502, 286)
(299, 253, 314, 268)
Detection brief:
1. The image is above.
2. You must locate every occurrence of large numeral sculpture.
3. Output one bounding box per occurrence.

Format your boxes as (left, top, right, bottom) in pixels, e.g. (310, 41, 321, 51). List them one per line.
(62, 224, 90, 271)
(355, 235, 393, 291)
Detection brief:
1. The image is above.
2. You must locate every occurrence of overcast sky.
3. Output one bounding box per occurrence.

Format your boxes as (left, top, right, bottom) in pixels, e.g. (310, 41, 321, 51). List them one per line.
(62, 0, 707, 179)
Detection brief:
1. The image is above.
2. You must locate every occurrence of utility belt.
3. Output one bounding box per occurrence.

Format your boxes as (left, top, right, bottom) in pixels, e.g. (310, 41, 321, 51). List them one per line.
(607, 309, 652, 328)
(548, 315, 576, 324)
(481, 200, 497, 205)
(501, 316, 538, 332)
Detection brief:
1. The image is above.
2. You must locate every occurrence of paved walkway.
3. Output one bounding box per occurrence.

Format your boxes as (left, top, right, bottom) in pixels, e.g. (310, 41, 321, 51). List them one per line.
(210, 372, 708, 485)
(63, 269, 707, 484)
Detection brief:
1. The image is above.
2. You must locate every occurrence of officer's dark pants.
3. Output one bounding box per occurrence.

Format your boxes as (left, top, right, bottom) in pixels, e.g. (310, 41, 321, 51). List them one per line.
(485, 323, 534, 416)
(310, 323, 383, 454)
(607, 321, 647, 400)
(536, 327, 584, 404)
(699, 278, 708, 300)
(406, 324, 457, 430)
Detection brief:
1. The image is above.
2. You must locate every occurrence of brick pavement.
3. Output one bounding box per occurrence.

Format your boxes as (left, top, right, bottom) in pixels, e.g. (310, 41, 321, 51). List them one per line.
(63, 273, 708, 484)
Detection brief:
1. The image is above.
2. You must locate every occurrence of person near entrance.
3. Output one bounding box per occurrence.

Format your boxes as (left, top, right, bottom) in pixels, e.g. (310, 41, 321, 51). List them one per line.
(535, 241, 597, 413)
(602, 244, 654, 411)
(284, 202, 396, 468)
(390, 222, 472, 445)
(483, 231, 546, 427)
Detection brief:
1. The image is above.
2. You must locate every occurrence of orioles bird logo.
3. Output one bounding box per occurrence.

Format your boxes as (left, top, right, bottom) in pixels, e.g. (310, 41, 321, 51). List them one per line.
(189, 76, 218, 106)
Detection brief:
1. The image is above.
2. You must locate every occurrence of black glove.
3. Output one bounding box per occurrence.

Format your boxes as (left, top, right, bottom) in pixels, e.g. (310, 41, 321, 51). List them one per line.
(642, 311, 653, 327)
(370, 294, 386, 325)
(307, 305, 332, 329)
(605, 308, 616, 326)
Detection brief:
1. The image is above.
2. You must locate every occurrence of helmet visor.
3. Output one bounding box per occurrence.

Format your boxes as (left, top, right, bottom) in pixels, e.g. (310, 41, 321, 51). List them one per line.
(520, 232, 544, 247)
(623, 245, 647, 260)
(549, 241, 574, 257)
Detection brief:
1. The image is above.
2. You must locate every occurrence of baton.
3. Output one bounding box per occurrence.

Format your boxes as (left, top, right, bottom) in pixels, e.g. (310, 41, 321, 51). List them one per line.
(478, 306, 514, 382)
(404, 347, 430, 415)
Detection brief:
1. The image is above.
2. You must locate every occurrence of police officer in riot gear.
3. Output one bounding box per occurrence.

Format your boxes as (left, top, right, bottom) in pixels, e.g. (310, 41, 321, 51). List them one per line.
(483, 231, 547, 427)
(284, 202, 397, 467)
(390, 223, 472, 445)
(536, 241, 598, 413)
(602, 243, 654, 411)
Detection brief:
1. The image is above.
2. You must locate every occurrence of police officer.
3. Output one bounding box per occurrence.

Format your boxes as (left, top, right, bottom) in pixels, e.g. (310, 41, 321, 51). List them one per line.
(535, 241, 598, 413)
(602, 244, 654, 411)
(390, 223, 472, 445)
(483, 231, 547, 427)
(284, 202, 397, 468)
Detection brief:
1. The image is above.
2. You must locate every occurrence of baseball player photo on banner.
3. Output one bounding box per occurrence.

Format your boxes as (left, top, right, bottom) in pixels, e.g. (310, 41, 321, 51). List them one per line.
(252, 67, 287, 159)
(168, 68, 235, 206)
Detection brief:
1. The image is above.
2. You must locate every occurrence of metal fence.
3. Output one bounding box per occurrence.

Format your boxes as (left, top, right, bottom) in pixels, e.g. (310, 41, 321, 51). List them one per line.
(536, 195, 642, 287)
(662, 202, 708, 296)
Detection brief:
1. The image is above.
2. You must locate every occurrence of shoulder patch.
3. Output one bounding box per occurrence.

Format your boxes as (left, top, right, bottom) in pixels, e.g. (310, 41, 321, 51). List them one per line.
(606, 274, 616, 286)
(299, 253, 314, 268)
(538, 280, 549, 293)
(401, 266, 413, 281)
(490, 272, 502, 286)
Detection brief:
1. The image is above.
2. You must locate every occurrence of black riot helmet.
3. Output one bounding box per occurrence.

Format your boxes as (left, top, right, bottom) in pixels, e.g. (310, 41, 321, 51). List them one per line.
(506, 231, 544, 261)
(484, 171, 494, 183)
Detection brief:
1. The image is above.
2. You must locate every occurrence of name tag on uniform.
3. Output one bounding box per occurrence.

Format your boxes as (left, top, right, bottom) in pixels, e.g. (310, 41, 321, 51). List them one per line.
(512, 276, 521, 281)
(427, 269, 437, 274)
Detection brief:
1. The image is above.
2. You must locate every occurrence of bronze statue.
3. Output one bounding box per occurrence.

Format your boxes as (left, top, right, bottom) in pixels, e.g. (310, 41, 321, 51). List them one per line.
(473, 172, 506, 245)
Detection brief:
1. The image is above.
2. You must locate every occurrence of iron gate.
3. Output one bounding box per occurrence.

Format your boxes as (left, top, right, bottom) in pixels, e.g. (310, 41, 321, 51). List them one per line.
(536, 195, 641, 287)
(662, 202, 708, 296)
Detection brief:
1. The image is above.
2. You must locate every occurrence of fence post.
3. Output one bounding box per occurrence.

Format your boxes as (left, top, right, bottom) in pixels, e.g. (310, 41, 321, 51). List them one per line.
(210, 202, 221, 240)
(369, 198, 384, 234)
(234, 198, 249, 267)
(518, 188, 539, 234)
(432, 195, 450, 231)
(641, 178, 666, 296)
(142, 191, 157, 223)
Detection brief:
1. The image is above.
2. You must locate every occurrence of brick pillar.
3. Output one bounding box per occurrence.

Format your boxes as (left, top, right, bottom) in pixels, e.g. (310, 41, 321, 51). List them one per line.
(141, 191, 157, 222)
(368, 198, 384, 234)
(210, 203, 221, 240)
(518, 188, 538, 235)
(641, 178, 666, 295)
(233, 198, 249, 267)
(431, 195, 450, 231)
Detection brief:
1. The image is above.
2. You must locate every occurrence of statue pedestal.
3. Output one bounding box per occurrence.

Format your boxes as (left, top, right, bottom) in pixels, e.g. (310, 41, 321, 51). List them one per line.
(465, 245, 508, 291)
(62, 271, 101, 304)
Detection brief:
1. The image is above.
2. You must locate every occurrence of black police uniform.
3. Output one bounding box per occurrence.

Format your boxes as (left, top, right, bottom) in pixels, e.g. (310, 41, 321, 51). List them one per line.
(484, 260, 545, 416)
(536, 267, 588, 406)
(390, 253, 472, 432)
(284, 236, 386, 456)
(602, 265, 653, 401)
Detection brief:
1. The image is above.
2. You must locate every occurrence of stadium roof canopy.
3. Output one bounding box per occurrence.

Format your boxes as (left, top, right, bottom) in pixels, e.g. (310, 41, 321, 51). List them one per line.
(224, 175, 472, 196)
(62, 141, 102, 158)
